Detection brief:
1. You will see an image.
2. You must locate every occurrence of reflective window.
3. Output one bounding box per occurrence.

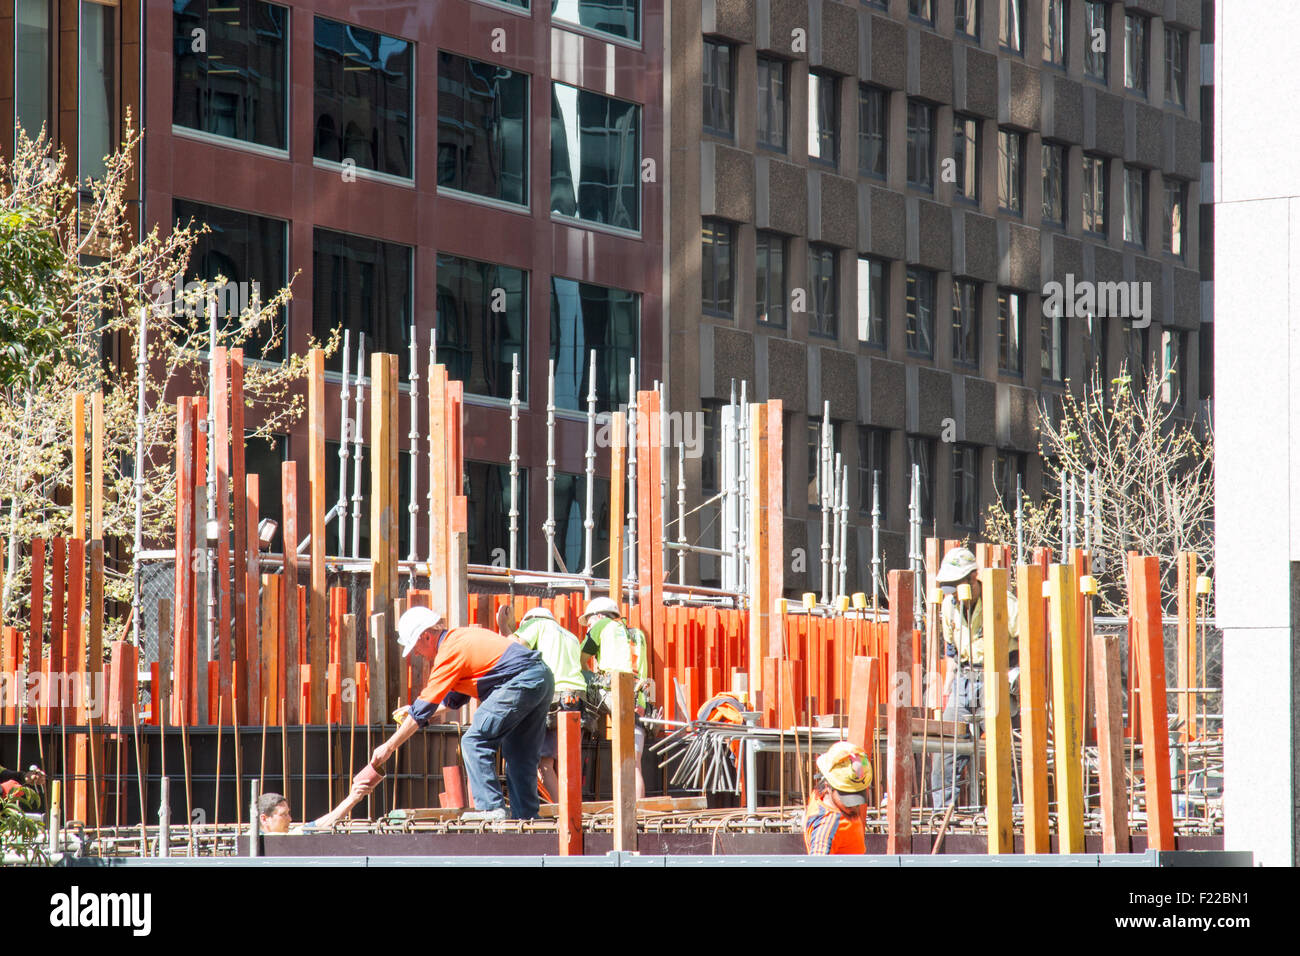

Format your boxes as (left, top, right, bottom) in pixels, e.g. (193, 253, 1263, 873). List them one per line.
(757, 57, 788, 151)
(325, 441, 414, 559)
(466, 462, 527, 568)
(436, 254, 528, 400)
(906, 435, 935, 526)
(313, 228, 413, 375)
(174, 1, 287, 150)
(1041, 309, 1068, 383)
(907, 100, 935, 190)
(314, 17, 413, 178)
(1125, 13, 1148, 95)
(909, 0, 934, 25)
(952, 278, 980, 366)
(1124, 164, 1147, 247)
(859, 85, 887, 178)
(953, 113, 979, 201)
(1165, 27, 1188, 108)
(554, 474, 611, 572)
(808, 245, 838, 338)
(1084, 0, 1108, 81)
(906, 268, 935, 357)
(551, 82, 641, 231)
(703, 40, 735, 137)
(756, 231, 787, 327)
(997, 288, 1024, 374)
(1164, 179, 1187, 257)
(437, 52, 529, 205)
(998, 128, 1024, 214)
(702, 218, 735, 317)
(857, 256, 887, 347)
(1043, 0, 1067, 67)
(79, 0, 116, 180)
(550, 278, 639, 413)
(999, 0, 1024, 53)
(1082, 153, 1108, 235)
(994, 450, 1026, 511)
(858, 427, 888, 517)
(955, 0, 980, 39)
(1042, 141, 1066, 225)
(173, 200, 288, 361)
(15, 0, 52, 144)
(952, 444, 980, 529)
(808, 71, 839, 167)
(551, 0, 639, 43)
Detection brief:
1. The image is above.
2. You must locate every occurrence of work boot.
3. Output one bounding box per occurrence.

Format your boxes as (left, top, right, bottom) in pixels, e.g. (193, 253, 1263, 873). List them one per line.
(460, 807, 508, 822)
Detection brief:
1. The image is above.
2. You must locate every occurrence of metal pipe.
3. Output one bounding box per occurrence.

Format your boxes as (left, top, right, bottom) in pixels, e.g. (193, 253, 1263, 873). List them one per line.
(838, 462, 849, 599)
(820, 401, 832, 605)
(1068, 473, 1077, 553)
(427, 329, 437, 580)
(871, 470, 881, 606)
(1060, 470, 1067, 561)
(677, 443, 687, 585)
(1015, 473, 1024, 566)
(158, 777, 170, 858)
(545, 359, 557, 574)
(407, 323, 420, 585)
(1084, 470, 1092, 554)
(659, 381, 669, 546)
(350, 333, 367, 559)
(132, 307, 147, 647)
(737, 380, 748, 598)
(727, 381, 740, 592)
(206, 299, 219, 661)
(248, 779, 260, 858)
(336, 329, 351, 558)
(627, 359, 637, 586)
(584, 350, 597, 577)
(509, 352, 520, 572)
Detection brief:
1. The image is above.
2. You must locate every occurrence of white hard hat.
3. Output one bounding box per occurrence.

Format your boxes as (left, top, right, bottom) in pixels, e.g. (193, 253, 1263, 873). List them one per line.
(580, 597, 621, 620)
(397, 606, 446, 658)
(520, 606, 555, 624)
(936, 547, 977, 585)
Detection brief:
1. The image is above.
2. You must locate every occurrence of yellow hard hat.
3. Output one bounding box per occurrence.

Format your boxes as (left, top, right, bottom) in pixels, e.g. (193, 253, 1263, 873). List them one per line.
(816, 742, 872, 804)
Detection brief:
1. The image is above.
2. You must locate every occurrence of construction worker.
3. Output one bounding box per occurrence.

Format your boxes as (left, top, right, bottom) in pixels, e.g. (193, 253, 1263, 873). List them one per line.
(257, 792, 292, 834)
(803, 742, 872, 854)
(513, 606, 587, 802)
(929, 547, 1019, 808)
(579, 596, 651, 799)
(364, 606, 553, 821)
(0, 764, 45, 813)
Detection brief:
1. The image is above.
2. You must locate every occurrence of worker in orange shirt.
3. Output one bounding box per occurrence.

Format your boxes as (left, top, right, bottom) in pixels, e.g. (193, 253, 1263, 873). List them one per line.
(803, 742, 872, 855)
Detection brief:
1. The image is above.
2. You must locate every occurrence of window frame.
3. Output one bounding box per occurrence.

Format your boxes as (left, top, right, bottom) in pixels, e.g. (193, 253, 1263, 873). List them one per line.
(1082, 152, 1109, 237)
(808, 70, 840, 169)
(1164, 177, 1188, 258)
(701, 217, 736, 318)
(906, 99, 936, 192)
(1042, 140, 1067, 227)
(858, 426, 889, 517)
(436, 50, 531, 207)
(997, 288, 1025, 375)
(1123, 164, 1148, 248)
(998, 127, 1025, 215)
(702, 38, 736, 139)
(756, 230, 788, 327)
(1125, 12, 1148, 96)
(1165, 26, 1188, 109)
(953, 113, 981, 203)
(955, 0, 981, 40)
(1040, 306, 1068, 385)
(1043, 0, 1068, 69)
(951, 443, 981, 531)
(1084, 0, 1109, 83)
(756, 55, 789, 152)
(999, 0, 1024, 55)
(858, 84, 888, 180)
(906, 267, 937, 359)
(808, 243, 840, 339)
(857, 255, 888, 348)
(952, 277, 981, 368)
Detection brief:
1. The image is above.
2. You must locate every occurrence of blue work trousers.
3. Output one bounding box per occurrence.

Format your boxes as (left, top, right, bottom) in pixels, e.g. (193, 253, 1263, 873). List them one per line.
(461, 661, 554, 819)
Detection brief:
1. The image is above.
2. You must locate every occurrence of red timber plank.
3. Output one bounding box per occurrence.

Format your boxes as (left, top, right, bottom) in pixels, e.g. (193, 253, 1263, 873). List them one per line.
(765, 402, 785, 665)
(846, 656, 878, 749)
(281, 460, 300, 724)
(635, 390, 660, 692)
(761, 657, 778, 726)
(886, 570, 914, 854)
(244, 475, 261, 722)
(261, 575, 280, 724)
(28, 538, 43, 723)
(213, 347, 233, 719)
(706, 666, 722, 700)
(911, 627, 924, 708)
(1130, 554, 1175, 851)
(193, 396, 208, 723)
(66, 538, 85, 723)
(1017, 562, 1051, 854)
(173, 399, 197, 727)
(88, 539, 103, 679)
(557, 710, 583, 856)
(779, 659, 798, 729)
(685, 667, 701, 720)
(427, 364, 448, 623)
(2, 627, 17, 723)
(230, 349, 248, 722)
(329, 587, 347, 722)
(157, 600, 172, 728)
(1092, 632, 1130, 853)
(106, 641, 137, 727)
(307, 348, 328, 723)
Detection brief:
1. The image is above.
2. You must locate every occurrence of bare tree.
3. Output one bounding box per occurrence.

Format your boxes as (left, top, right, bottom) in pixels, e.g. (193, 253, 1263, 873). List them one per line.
(982, 361, 1213, 618)
(0, 120, 335, 632)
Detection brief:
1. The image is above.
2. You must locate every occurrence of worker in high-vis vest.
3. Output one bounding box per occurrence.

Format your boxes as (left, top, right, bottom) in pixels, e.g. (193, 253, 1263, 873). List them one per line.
(929, 546, 1020, 807)
(513, 606, 588, 802)
(803, 742, 872, 854)
(579, 596, 651, 799)
(363, 606, 553, 821)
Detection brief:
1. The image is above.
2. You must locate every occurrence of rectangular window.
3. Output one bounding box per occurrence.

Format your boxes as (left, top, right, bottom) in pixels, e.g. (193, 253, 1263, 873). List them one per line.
(953, 114, 980, 202)
(906, 435, 936, 526)
(1083, 312, 1108, 386)
(993, 449, 1026, 511)
(807, 421, 823, 509)
(952, 444, 980, 530)
(550, 278, 639, 413)
(247, 433, 287, 552)
(174, 1, 287, 151)
(551, 82, 642, 232)
(907, 100, 935, 190)
(1164, 179, 1187, 257)
(1041, 309, 1068, 383)
(1082, 152, 1108, 235)
(858, 85, 888, 179)
(952, 278, 980, 366)
(1162, 329, 1187, 411)
(999, 0, 1024, 53)
(1124, 165, 1147, 247)
(437, 52, 529, 206)
(998, 128, 1025, 214)
(909, 0, 935, 25)
(174, 199, 289, 361)
(79, 0, 117, 181)
(701, 401, 722, 493)
(552, 0, 639, 43)
(313, 228, 413, 374)
(756, 231, 787, 327)
(1127, 325, 1150, 394)
(701, 218, 735, 317)
(808, 71, 839, 167)
(1042, 141, 1066, 225)
(15, 0, 52, 145)
(703, 40, 735, 137)
(858, 427, 888, 517)
(1125, 13, 1147, 95)
(435, 254, 528, 401)
(906, 268, 936, 357)
(857, 256, 887, 347)
(955, 0, 980, 39)
(465, 462, 527, 568)
(1084, 0, 1108, 82)
(324, 441, 415, 560)
(554, 473, 611, 573)
(1043, 0, 1067, 67)
(314, 16, 413, 179)
(1165, 27, 1187, 108)
(757, 57, 788, 151)
(808, 244, 839, 338)
(997, 288, 1024, 374)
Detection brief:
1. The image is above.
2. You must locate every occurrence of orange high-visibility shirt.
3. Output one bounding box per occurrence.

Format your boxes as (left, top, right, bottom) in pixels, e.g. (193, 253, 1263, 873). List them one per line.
(803, 793, 865, 855)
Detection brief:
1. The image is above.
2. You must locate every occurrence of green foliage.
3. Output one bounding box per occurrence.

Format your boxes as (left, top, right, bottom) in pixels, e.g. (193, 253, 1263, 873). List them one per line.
(0, 204, 75, 389)
(0, 791, 48, 866)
